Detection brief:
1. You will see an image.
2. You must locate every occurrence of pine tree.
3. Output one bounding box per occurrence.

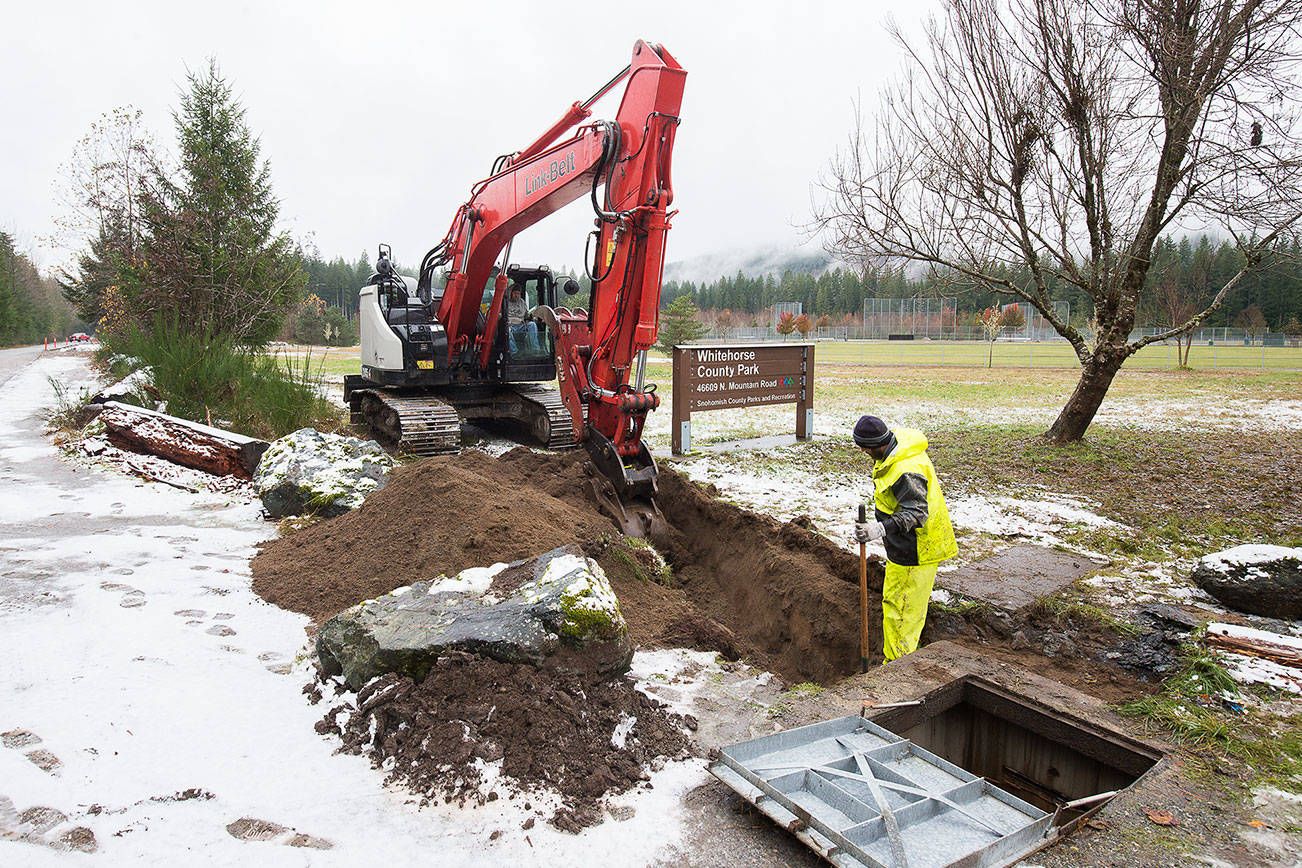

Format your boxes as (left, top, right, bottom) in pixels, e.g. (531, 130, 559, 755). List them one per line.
(139, 59, 302, 343)
(655, 294, 708, 353)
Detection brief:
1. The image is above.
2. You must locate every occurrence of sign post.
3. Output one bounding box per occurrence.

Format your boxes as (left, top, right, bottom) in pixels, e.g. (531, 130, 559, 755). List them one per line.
(671, 343, 814, 455)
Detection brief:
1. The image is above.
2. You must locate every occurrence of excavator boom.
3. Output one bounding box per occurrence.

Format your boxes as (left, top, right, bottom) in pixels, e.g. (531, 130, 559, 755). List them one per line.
(360, 41, 685, 536)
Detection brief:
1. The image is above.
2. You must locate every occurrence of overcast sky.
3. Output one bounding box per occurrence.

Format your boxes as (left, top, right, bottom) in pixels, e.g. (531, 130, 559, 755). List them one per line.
(1, 0, 931, 277)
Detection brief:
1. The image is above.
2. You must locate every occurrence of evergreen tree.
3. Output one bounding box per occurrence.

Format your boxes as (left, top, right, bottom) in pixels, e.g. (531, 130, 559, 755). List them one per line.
(655, 295, 708, 353)
(138, 59, 302, 343)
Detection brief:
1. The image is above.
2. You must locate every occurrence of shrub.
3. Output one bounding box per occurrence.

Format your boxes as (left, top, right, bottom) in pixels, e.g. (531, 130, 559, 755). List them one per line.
(104, 317, 342, 440)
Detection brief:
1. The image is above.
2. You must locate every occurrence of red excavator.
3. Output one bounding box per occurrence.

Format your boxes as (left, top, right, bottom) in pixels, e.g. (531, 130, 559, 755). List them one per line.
(345, 40, 685, 535)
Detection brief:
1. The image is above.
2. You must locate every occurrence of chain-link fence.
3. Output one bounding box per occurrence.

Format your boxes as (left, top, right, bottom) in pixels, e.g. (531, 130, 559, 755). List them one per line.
(1000, 301, 1070, 342)
(770, 302, 802, 330)
(691, 305, 1301, 368)
(862, 297, 958, 339)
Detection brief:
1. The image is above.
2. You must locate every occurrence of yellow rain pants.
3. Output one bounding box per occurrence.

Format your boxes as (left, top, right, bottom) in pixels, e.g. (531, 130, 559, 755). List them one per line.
(882, 561, 938, 661)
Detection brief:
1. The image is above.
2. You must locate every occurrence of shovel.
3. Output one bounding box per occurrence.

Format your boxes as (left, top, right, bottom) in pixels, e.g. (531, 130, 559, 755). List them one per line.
(858, 503, 870, 673)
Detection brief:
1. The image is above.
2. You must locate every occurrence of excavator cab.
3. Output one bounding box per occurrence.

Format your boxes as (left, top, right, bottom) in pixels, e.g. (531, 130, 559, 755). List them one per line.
(495, 265, 560, 382)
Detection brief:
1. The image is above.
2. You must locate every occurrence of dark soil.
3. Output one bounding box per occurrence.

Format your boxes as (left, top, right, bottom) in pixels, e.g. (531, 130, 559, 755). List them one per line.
(653, 471, 885, 683)
(251, 451, 609, 624)
(314, 652, 696, 832)
(253, 447, 885, 685)
(922, 600, 1166, 704)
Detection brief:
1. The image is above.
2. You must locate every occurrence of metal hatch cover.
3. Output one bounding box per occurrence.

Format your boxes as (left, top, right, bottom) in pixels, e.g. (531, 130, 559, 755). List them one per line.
(710, 714, 1054, 868)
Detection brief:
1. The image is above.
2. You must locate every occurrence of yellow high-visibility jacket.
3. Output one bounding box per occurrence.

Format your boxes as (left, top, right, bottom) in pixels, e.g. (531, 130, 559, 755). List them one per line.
(871, 428, 958, 566)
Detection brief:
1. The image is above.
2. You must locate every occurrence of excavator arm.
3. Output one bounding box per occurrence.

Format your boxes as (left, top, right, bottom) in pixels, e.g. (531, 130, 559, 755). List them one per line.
(423, 41, 685, 530)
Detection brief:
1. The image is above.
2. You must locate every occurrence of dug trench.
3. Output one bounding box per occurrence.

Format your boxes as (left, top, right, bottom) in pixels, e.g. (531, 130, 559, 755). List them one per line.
(252, 447, 886, 684)
(251, 447, 1158, 830)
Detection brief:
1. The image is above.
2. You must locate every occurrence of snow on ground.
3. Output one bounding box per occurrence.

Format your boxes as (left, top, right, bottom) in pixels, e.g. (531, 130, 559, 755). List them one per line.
(662, 443, 1121, 566)
(946, 492, 1117, 546)
(639, 364, 1302, 440)
(1199, 544, 1302, 572)
(0, 353, 710, 866)
(1085, 561, 1224, 610)
(1219, 653, 1302, 694)
(630, 649, 777, 718)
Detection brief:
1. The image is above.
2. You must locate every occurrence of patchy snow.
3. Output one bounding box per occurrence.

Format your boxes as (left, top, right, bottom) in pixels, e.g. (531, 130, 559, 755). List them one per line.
(1085, 562, 1223, 610)
(668, 453, 883, 557)
(1207, 624, 1302, 694)
(671, 450, 1121, 561)
(611, 713, 637, 750)
(946, 492, 1117, 547)
(426, 562, 509, 596)
(1218, 653, 1302, 694)
(1200, 544, 1302, 573)
(1095, 396, 1302, 433)
(630, 648, 778, 720)
(1208, 622, 1302, 652)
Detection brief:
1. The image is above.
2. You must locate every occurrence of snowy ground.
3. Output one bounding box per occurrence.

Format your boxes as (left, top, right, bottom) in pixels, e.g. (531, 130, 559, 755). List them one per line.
(0, 351, 790, 866)
(7, 348, 1299, 864)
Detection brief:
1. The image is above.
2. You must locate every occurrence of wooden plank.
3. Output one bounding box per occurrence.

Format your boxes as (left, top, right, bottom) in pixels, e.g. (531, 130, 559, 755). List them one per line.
(98, 401, 269, 479)
(1205, 623, 1302, 669)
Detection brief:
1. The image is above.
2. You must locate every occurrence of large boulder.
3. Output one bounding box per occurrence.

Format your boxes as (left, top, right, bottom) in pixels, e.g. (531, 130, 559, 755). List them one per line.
(254, 428, 394, 518)
(317, 545, 633, 690)
(1191, 544, 1302, 620)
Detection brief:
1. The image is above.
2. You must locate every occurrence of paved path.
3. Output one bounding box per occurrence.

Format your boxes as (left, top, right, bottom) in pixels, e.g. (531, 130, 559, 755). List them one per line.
(0, 344, 44, 388)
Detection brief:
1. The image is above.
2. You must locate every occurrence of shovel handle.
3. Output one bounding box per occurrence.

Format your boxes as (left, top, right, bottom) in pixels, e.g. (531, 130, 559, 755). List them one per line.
(857, 504, 869, 672)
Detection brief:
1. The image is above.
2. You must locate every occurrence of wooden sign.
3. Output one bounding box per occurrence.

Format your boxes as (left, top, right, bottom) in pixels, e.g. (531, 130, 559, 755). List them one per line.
(670, 344, 814, 454)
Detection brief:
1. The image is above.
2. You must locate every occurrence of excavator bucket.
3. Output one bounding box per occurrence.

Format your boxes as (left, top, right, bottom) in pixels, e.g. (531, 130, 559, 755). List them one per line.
(584, 429, 667, 540)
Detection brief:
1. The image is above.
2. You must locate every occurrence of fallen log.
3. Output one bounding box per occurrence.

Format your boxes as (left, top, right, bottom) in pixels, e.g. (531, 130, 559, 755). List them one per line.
(1205, 622, 1302, 670)
(98, 401, 269, 479)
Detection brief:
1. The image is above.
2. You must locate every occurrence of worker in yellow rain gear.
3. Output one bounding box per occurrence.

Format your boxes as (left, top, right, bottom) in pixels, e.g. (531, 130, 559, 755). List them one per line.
(852, 415, 958, 661)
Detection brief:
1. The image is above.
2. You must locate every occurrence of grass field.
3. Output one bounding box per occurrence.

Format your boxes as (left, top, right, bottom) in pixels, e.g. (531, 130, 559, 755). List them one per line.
(277, 338, 1302, 377)
(790, 338, 1302, 370)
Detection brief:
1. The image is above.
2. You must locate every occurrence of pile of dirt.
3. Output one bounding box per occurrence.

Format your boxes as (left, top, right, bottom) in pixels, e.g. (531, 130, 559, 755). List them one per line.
(312, 652, 696, 832)
(251, 451, 609, 624)
(254, 448, 885, 684)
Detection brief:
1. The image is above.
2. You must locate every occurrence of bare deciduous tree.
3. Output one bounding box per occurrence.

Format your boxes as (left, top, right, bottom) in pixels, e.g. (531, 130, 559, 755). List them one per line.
(52, 107, 156, 321)
(1156, 270, 1197, 366)
(1236, 303, 1268, 341)
(979, 306, 1002, 366)
(813, 0, 1302, 442)
(715, 308, 736, 338)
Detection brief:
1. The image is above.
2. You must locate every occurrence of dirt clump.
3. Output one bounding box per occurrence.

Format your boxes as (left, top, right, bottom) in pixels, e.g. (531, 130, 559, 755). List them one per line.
(315, 653, 696, 832)
(923, 599, 1161, 704)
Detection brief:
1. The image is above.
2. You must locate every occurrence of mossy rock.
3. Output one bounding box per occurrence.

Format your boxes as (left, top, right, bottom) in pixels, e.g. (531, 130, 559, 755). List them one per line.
(254, 428, 394, 518)
(317, 545, 632, 690)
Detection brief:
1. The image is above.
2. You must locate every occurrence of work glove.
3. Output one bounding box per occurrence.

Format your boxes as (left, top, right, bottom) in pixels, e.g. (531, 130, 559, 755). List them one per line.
(854, 520, 886, 543)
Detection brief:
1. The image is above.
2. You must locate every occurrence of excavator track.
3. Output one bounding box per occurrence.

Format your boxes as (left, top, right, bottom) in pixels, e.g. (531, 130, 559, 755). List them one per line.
(509, 384, 579, 450)
(351, 389, 461, 456)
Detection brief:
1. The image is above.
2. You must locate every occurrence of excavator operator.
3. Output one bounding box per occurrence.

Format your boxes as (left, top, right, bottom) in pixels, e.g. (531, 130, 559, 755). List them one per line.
(505, 284, 540, 355)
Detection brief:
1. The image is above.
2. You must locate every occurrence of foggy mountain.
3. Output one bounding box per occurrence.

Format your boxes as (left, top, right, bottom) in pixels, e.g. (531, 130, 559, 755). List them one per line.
(662, 244, 840, 284)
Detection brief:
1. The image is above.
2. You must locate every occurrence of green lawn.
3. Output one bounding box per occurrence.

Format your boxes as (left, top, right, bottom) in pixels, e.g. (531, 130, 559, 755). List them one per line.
(784, 339, 1302, 370)
(266, 345, 360, 379)
(275, 338, 1302, 382)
